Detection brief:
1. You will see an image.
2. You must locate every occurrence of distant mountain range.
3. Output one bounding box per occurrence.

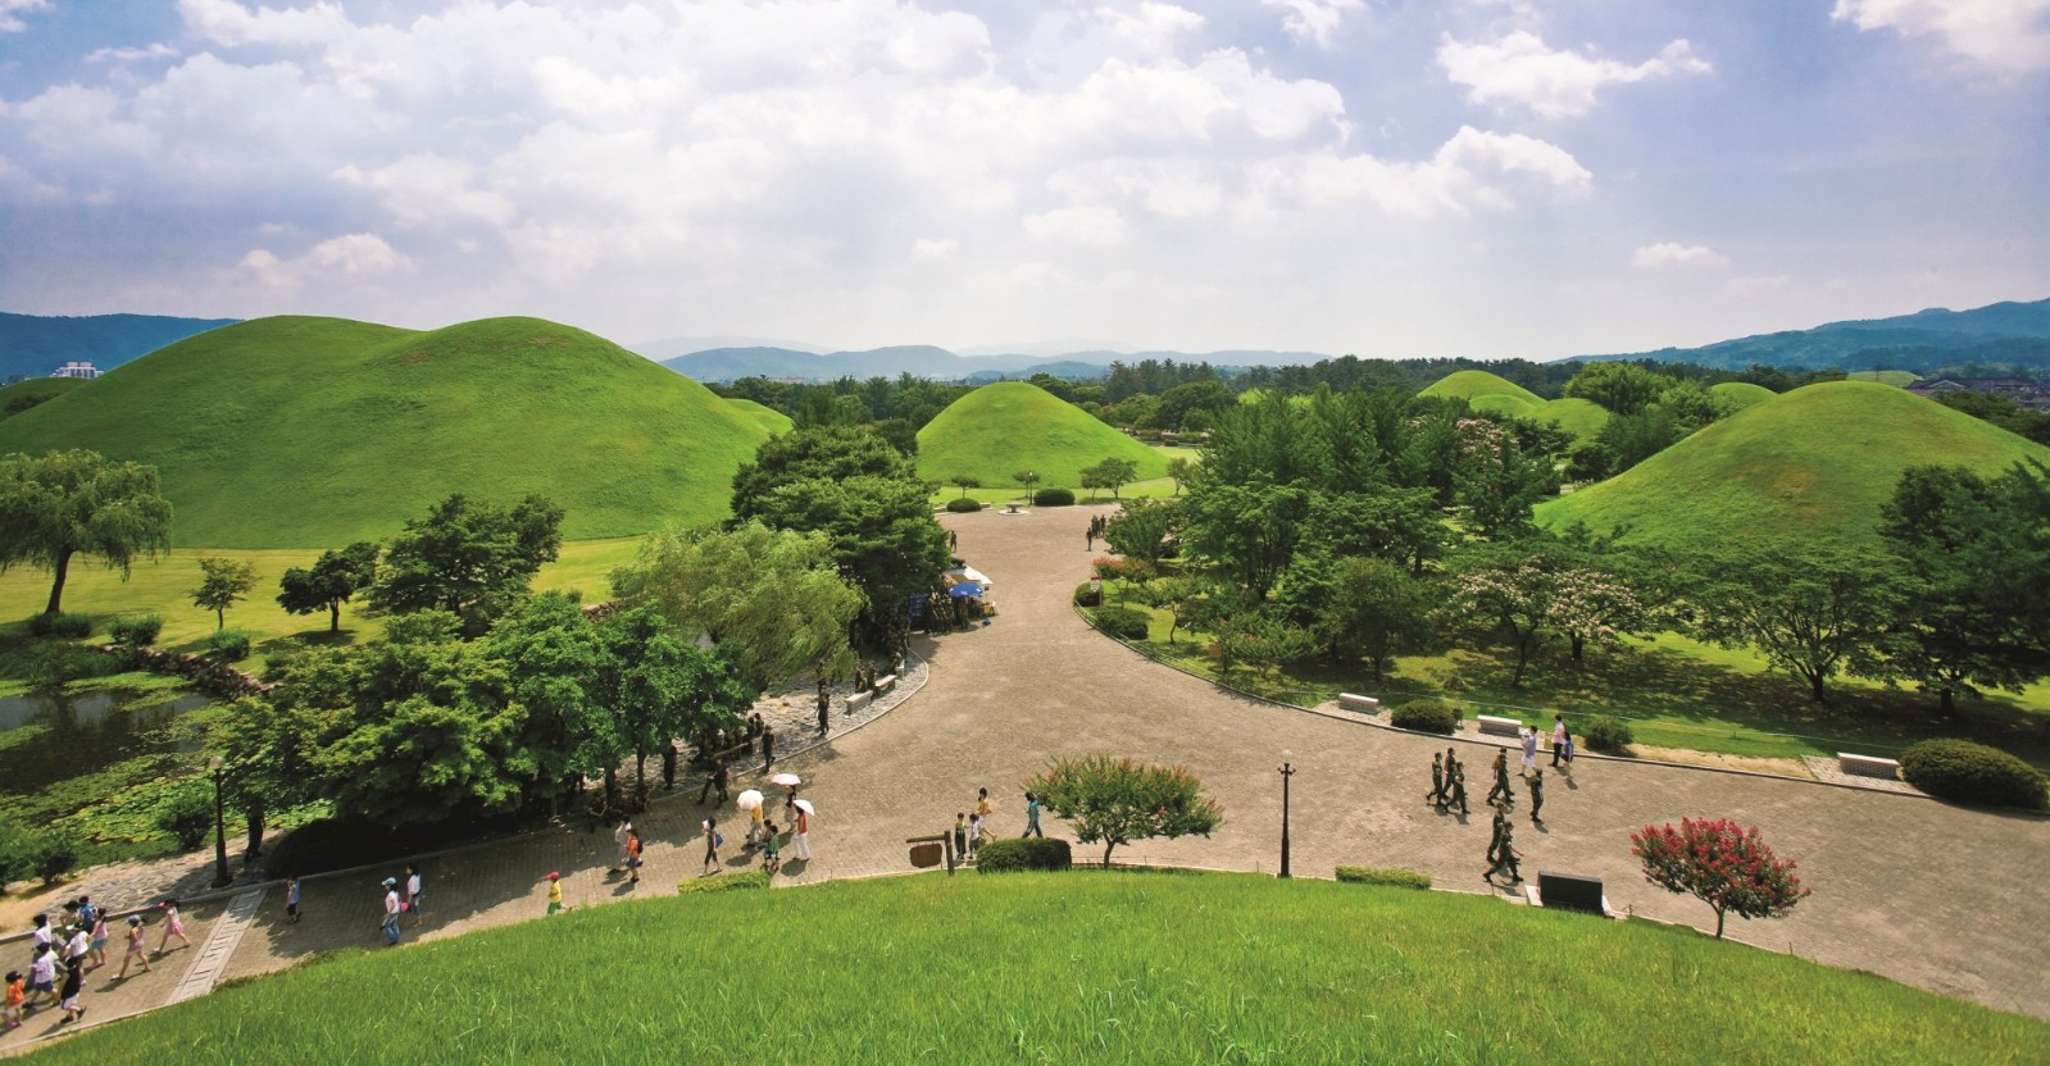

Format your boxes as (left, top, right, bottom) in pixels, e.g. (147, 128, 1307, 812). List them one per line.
(0, 312, 239, 381)
(1568, 297, 2050, 372)
(653, 344, 1339, 382)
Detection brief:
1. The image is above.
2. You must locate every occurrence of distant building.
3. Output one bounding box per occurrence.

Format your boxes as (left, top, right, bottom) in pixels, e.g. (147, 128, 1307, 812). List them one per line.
(51, 361, 99, 380)
(1906, 376, 2050, 413)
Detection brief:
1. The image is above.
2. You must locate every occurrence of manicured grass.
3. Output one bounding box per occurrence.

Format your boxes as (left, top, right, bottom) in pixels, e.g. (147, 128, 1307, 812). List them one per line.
(28, 872, 2044, 1064)
(1849, 369, 1919, 386)
(0, 376, 89, 421)
(1418, 369, 1543, 406)
(0, 316, 774, 546)
(1708, 380, 1776, 411)
(1537, 381, 2050, 554)
(1532, 395, 1610, 439)
(930, 445, 1192, 508)
(916, 380, 1170, 490)
(723, 395, 793, 434)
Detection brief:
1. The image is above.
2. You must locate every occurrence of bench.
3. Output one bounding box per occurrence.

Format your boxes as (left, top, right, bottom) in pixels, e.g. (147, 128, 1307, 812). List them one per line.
(1338, 693, 1380, 713)
(874, 674, 897, 695)
(844, 691, 872, 714)
(1533, 872, 1610, 917)
(1476, 715, 1523, 737)
(1837, 752, 1901, 779)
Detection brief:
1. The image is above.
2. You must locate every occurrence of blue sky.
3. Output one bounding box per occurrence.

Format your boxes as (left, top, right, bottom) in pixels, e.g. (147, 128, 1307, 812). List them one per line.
(0, 0, 2045, 357)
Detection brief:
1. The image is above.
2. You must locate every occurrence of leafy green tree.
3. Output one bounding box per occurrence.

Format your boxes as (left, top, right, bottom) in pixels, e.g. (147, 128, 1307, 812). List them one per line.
(1451, 418, 1555, 540)
(1164, 457, 1191, 496)
(1306, 556, 1432, 680)
(488, 593, 629, 812)
(1080, 457, 1141, 501)
(193, 556, 258, 631)
(732, 425, 917, 516)
(1013, 470, 1040, 492)
(949, 475, 981, 500)
(276, 541, 379, 633)
(1136, 576, 1208, 643)
(1026, 754, 1223, 866)
(1692, 549, 1904, 703)
(1148, 380, 1233, 432)
(1179, 482, 1311, 598)
(1565, 363, 1673, 415)
(1102, 498, 1179, 565)
(0, 449, 173, 615)
(596, 606, 752, 808)
(1592, 408, 1684, 475)
(367, 493, 564, 632)
(1297, 487, 1446, 576)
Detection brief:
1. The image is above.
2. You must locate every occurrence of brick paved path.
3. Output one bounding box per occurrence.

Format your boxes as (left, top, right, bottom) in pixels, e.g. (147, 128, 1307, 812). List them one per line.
(13, 503, 2042, 1051)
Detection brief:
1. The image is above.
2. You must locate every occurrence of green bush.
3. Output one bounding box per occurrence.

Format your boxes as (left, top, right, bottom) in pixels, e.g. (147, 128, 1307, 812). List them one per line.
(976, 837, 1073, 873)
(1390, 698, 1460, 735)
(679, 869, 771, 894)
(945, 497, 983, 513)
(1580, 715, 1634, 754)
(207, 628, 254, 661)
(26, 612, 93, 638)
(1900, 739, 2047, 810)
(1033, 487, 1075, 507)
(156, 783, 217, 851)
(110, 614, 164, 647)
(32, 833, 78, 885)
(1090, 605, 1150, 640)
(0, 820, 29, 887)
(1073, 581, 1102, 607)
(1335, 865, 1431, 890)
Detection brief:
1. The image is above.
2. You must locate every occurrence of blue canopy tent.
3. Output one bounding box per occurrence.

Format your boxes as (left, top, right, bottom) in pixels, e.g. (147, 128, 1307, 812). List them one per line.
(947, 581, 985, 598)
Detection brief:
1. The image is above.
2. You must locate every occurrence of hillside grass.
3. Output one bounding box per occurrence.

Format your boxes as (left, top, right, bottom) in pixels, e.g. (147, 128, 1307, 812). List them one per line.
(1708, 380, 1776, 411)
(1531, 395, 1610, 438)
(1418, 369, 1543, 406)
(1849, 370, 1920, 386)
(723, 395, 793, 435)
(1536, 380, 2050, 554)
(916, 380, 1169, 489)
(0, 316, 772, 547)
(26, 872, 2044, 1065)
(0, 376, 89, 421)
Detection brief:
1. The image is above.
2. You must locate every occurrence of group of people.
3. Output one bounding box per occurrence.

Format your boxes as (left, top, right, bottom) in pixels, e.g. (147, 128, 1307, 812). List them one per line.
(376, 864, 426, 944)
(1084, 514, 1108, 549)
(952, 787, 1043, 862)
(6, 897, 191, 1032)
(1422, 714, 1579, 887)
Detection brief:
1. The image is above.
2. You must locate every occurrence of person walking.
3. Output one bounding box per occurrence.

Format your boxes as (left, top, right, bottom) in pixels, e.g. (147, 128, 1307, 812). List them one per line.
(285, 875, 303, 924)
(1448, 762, 1470, 816)
(967, 812, 985, 860)
(1425, 753, 1445, 807)
(1551, 715, 1568, 768)
(62, 924, 88, 976)
(405, 863, 425, 922)
(702, 817, 723, 875)
(1444, 747, 1461, 791)
(115, 917, 149, 980)
(56, 947, 84, 1025)
(86, 909, 108, 971)
(380, 880, 403, 946)
(761, 727, 775, 770)
(1486, 809, 1507, 867)
(3, 969, 23, 1031)
(792, 803, 812, 862)
(154, 899, 191, 955)
(762, 821, 783, 875)
(28, 914, 50, 964)
(700, 760, 730, 806)
(1486, 750, 1515, 808)
(747, 797, 767, 850)
(611, 818, 632, 871)
(953, 812, 969, 863)
(1529, 769, 1545, 827)
(816, 681, 832, 737)
(545, 871, 567, 916)
(784, 783, 801, 828)
(1484, 820, 1523, 885)
(625, 827, 644, 887)
(1022, 791, 1044, 838)
(975, 788, 995, 836)
(1560, 727, 1575, 772)
(1520, 728, 1538, 776)
(25, 945, 57, 1012)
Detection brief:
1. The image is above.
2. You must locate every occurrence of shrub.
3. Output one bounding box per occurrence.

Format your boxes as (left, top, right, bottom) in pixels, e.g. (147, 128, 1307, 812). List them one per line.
(156, 783, 217, 851)
(1900, 739, 2048, 810)
(679, 869, 771, 894)
(26, 612, 93, 638)
(1390, 698, 1460, 735)
(31, 833, 78, 885)
(1073, 581, 1102, 607)
(110, 614, 164, 647)
(975, 837, 1073, 873)
(1580, 715, 1634, 754)
(1033, 487, 1075, 507)
(0, 820, 29, 887)
(1335, 865, 1431, 890)
(1091, 605, 1151, 641)
(944, 497, 982, 513)
(206, 628, 254, 661)
(1631, 817, 1810, 938)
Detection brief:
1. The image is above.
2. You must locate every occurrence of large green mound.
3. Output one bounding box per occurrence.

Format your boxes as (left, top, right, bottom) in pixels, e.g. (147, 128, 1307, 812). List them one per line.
(917, 380, 1168, 488)
(0, 376, 88, 421)
(1709, 381, 1776, 411)
(27, 872, 2039, 1065)
(1849, 369, 1919, 387)
(723, 396, 792, 435)
(1539, 380, 2050, 554)
(1419, 369, 1543, 407)
(1533, 396, 1611, 439)
(0, 316, 772, 547)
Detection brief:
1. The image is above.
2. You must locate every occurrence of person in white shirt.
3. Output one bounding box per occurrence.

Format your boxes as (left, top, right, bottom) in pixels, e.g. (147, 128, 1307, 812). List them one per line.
(1520, 728, 1538, 776)
(381, 879, 403, 946)
(405, 864, 424, 923)
(1552, 715, 1569, 768)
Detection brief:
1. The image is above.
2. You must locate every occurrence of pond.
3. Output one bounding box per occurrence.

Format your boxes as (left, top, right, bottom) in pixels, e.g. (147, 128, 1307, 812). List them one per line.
(0, 687, 214, 796)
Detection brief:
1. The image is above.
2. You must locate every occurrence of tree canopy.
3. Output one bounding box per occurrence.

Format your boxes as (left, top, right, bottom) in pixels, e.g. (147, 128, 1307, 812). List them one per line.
(1027, 754, 1222, 865)
(367, 493, 563, 632)
(277, 542, 380, 633)
(0, 449, 173, 615)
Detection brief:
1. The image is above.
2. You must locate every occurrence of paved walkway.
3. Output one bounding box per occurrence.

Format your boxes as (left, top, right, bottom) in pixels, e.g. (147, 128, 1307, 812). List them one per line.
(11, 503, 2046, 1051)
(165, 888, 266, 1005)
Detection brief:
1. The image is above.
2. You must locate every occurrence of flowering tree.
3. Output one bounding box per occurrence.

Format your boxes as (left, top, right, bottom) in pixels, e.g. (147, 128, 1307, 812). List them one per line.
(1630, 818, 1811, 939)
(1549, 569, 1646, 663)
(1027, 755, 1223, 865)
(1443, 541, 1645, 684)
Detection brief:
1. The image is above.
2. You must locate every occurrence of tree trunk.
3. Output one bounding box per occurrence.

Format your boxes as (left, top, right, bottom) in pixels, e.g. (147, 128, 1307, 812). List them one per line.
(1102, 840, 1118, 867)
(1938, 686, 1956, 716)
(245, 804, 266, 859)
(1714, 903, 1727, 940)
(1570, 633, 1585, 663)
(1807, 671, 1827, 704)
(216, 607, 225, 631)
(603, 767, 619, 816)
(1512, 634, 1533, 687)
(44, 546, 73, 615)
(329, 600, 342, 633)
(633, 746, 648, 811)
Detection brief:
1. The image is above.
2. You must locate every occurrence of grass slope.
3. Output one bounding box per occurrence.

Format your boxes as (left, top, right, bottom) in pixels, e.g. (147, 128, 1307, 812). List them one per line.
(0, 376, 89, 421)
(1708, 380, 1776, 411)
(1538, 380, 2050, 554)
(1849, 369, 1920, 386)
(1418, 369, 1543, 407)
(28, 873, 2042, 1065)
(917, 380, 1168, 488)
(723, 395, 793, 435)
(1532, 395, 1610, 438)
(0, 316, 773, 547)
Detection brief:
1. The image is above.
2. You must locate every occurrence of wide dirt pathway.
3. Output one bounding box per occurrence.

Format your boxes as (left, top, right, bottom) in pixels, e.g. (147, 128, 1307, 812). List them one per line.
(187, 504, 2050, 1027)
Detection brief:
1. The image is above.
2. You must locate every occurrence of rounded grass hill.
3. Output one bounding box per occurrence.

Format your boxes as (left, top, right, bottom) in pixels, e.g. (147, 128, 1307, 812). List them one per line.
(722, 396, 792, 435)
(26, 872, 2043, 1065)
(1418, 369, 1542, 412)
(1849, 370, 1919, 387)
(916, 380, 1168, 489)
(1709, 380, 1777, 412)
(0, 316, 774, 547)
(1532, 396, 1610, 439)
(0, 376, 89, 421)
(1538, 380, 2050, 555)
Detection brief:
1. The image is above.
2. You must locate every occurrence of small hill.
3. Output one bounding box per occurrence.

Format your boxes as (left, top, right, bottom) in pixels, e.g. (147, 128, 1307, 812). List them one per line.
(1538, 381, 2050, 554)
(1532, 396, 1611, 439)
(0, 316, 773, 547)
(0, 311, 238, 380)
(0, 376, 89, 421)
(722, 396, 792, 435)
(1848, 370, 1918, 387)
(1419, 370, 1544, 408)
(916, 381, 1167, 488)
(1709, 381, 1776, 411)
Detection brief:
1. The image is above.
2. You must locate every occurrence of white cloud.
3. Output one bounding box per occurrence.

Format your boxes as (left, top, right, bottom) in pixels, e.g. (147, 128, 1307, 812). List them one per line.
(1262, 0, 1363, 49)
(334, 155, 517, 228)
(86, 43, 180, 64)
(0, 153, 61, 202)
(1831, 0, 2050, 72)
(912, 237, 958, 259)
(0, 0, 49, 34)
(1097, 2, 1206, 55)
(1023, 204, 1128, 247)
(177, 0, 351, 48)
(1247, 126, 1589, 219)
(236, 232, 411, 289)
(1437, 31, 1712, 118)
(1632, 241, 1731, 269)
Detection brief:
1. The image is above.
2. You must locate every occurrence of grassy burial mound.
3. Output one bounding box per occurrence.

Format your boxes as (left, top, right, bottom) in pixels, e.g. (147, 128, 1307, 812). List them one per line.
(0, 375, 89, 421)
(26, 872, 2043, 1065)
(1538, 380, 2050, 554)
(1532, 396, 1611, 439)
(1849, 370, 1920, 387)
(1418, 369, 1543, 416)
(1709, 380, 1777, 412)
(916, 380, 1168, 489)
(0, 316, 774, 547)
(723, 396, 793, 435)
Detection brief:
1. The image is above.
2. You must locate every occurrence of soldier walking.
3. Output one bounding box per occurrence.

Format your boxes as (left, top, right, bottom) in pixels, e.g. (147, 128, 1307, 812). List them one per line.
(1425, 753, 1445, 806)
(1448, 762, 1470, 815)
(816, 680, 831, 737)
(1486, 749, 1515, 808)
(1529, 769, 1545, 827)
(1486, 809, 1507, 866)
(1484, 819, 1523, 884)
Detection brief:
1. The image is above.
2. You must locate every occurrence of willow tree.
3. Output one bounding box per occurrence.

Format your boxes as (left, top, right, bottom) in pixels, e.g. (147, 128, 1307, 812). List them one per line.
(0, 449, 173, 615)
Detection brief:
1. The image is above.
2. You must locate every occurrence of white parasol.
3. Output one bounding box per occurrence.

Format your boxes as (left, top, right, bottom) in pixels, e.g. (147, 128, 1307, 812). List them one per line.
(792, 799, 816, 816)
(769, 772, 803, 787)
(735, 789, 764, 812)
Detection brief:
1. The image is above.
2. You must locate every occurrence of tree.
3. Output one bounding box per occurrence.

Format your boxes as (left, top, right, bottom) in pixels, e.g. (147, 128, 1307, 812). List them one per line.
(1451, 418, 1555, 540)
(949, 475, 980, 500)
(367, 493, 564, 632)
(1080, 457, 1141, 501)
(594, 606, 752, 808)
(732, 425, 916, 516)
(1137, 576, 1208, 643)
(1692, 549, 1903, 703)
(1439, 544, 1563, 687)
(1013, 470, 1040, 497)
(488, 592, 629, 812)
(1548, 566, 1646, 664)
(192, 556, 258, 631)
(1102, 498, 1178, 565)
(1165, 457, 1191, 496)
(276, 541, 379, 633)
(1631, 818, 1810, 939)
(1026, 755, 1222, 866)
(1565, 363, 1673, 416)
(1308, 557, 1432, 681)
(1179, 482, 1311, 598)
(0, 449, 173, 615)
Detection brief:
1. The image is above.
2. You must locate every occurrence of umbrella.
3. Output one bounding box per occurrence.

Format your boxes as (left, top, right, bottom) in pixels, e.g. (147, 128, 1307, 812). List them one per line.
(793, 799, 815, 816)
(769, 772, 802, 787)
(735, 789, 764, 812)
(948, 581, 985, 598)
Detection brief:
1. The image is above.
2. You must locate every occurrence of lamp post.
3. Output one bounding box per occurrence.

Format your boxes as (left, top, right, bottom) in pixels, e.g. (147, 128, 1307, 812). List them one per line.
(1278, 751, 1295, 879)
(210, 757, 232, 889)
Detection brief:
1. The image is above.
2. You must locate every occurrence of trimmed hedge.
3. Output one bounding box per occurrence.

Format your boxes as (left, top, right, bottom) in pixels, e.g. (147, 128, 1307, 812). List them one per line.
(1900, 739, 2047, 810)
(1390, 698, 1460, 735)
(1073, 581, 1102, 607)
(679, 870, 771, 894)
(976, 837, 1073, 873)
(945, 497, 983, 513)
(207, 628, 254, 661)
(26, 612, 93, 638)
(110, 613, 164, 647)
(1336, 865, 1431, 890)
(1091, 605, 1150, 640)
(1580, 715, 1633, 754)
(1033, 487, 1075, 507)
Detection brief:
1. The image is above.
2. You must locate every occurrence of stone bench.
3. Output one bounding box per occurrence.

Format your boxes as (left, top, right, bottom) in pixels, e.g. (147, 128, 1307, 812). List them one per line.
(874, 674, 897, 695)
(1476, 715, 1523, 737)
(1338, 693, 1380, 713)
(1837, 752, 1901, 779)
(844, 691, 872, 714)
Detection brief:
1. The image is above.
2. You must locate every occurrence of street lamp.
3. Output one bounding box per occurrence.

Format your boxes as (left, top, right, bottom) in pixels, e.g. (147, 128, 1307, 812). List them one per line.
(210, 757, 232, 889)
(1278, 750, 1295, 879)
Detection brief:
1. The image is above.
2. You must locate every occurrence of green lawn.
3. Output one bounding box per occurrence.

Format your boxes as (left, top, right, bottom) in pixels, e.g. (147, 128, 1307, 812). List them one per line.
(917, 380, 1170, 490)
(28, 872, 2044, 1064)
(932, 445, 1192, 508)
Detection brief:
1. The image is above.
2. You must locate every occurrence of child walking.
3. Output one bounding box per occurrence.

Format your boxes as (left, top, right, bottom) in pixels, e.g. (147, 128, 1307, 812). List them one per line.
(545, 871, 566, 916)
(625, 828, 644, 887)
(285, 875, 303, 924)
(154, 899, 192, 955)
(762, 821, 782, 874)
(116, 917, 150, 980)
(3, 970, 23, 1030)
